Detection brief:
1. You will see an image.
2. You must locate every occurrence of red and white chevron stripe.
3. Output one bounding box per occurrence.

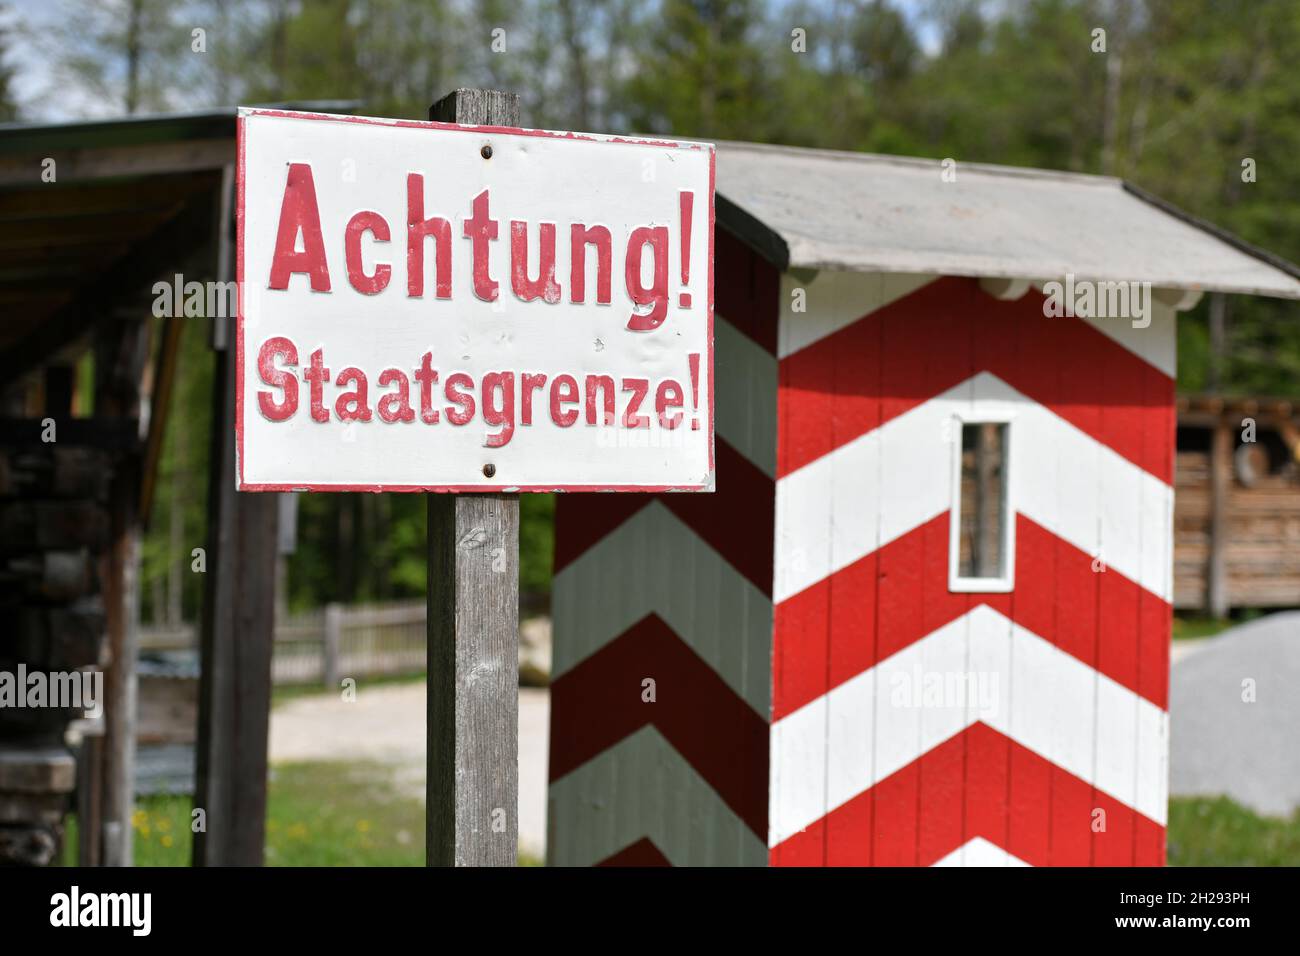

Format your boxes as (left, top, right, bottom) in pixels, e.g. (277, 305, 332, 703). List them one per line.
(549, 235, 1175, 867)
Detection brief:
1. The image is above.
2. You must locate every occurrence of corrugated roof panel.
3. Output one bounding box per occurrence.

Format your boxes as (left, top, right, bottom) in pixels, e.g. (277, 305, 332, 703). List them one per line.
(716, 141, 1300, 299)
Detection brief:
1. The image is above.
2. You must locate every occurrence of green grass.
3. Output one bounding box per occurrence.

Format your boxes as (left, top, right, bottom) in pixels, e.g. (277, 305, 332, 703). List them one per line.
(63, 758, 546, 865)
(64, 760, 424, 866)
(1168, 796, 1300, 866)
(262, 761, 426, 866)
(64, 763, 1296, 866)
(1171, 615, 1233, 642)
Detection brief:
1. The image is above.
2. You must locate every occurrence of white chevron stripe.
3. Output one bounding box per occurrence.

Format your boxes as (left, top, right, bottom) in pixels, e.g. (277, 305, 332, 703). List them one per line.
(551, 502, 772, 715)
(778, 270, 936, 358)
(547, 725, 769, 866)
(773, 371, 1173, 604)
(715, 316, 777, 477)
(933, 837, 1030, 867)
(768, 605, 1169, 847)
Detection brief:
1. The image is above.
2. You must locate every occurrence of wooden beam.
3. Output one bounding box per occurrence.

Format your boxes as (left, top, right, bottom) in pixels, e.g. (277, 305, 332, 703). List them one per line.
(139, 314, 184, 524)
(427, 493, 520, 866)
(426, 89, 521, 868)
(0, 207, 178, 247)
(98, 458, 140, 866)
(192, 164, 279, 867)
(0, 138, 234, 189)
(0, 173, 218, 221)
(92, 313, 148, 868)
(1207, 420, 1232, 618)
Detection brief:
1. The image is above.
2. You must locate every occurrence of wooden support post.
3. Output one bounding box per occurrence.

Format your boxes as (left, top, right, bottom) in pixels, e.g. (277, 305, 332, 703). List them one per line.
(93, 310, 147, 867)
(76, 732, 104, 867)
(100, 461, 140, 866)
(192, 164, 279, 866)
(426, 88, 521, 868)
(1207, 418, 1232, 618)
(323, 603, 342, 690)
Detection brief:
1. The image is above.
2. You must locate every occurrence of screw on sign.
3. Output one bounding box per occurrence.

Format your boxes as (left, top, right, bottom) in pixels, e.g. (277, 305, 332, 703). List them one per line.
(235, 89, 715, 865)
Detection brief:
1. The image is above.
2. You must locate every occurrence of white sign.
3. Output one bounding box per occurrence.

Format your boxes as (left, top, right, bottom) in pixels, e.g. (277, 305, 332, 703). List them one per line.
(236, 108, 714, 492)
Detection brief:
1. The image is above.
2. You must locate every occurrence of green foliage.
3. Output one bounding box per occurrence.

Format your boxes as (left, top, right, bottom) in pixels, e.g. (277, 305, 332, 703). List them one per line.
(23, 0, 1300, 618)
(139, 321, 214, 626)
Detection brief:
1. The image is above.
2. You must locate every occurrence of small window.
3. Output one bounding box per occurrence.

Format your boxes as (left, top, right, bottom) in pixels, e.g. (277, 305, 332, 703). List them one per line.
(949, 419, 1014, 592)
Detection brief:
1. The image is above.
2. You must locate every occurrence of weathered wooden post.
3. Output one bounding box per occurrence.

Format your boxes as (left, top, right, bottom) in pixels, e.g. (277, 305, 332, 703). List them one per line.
(323, 602, 343, 691)
(193, 162, 279, 867)
(426, 88, 521, 868)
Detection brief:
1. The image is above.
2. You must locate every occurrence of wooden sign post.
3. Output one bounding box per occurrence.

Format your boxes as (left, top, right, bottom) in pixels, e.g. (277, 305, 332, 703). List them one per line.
(235, 89, 714, 866)
(426, 89, 522, 868)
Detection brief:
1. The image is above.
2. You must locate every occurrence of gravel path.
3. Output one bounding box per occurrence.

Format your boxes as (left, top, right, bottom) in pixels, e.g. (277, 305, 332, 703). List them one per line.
(1170, 611, 1300, 817)
(269, 682, 550, 858)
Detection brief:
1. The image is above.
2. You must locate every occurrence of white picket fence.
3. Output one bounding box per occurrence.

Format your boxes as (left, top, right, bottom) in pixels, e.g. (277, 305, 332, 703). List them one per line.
(139, 600, 427, 686)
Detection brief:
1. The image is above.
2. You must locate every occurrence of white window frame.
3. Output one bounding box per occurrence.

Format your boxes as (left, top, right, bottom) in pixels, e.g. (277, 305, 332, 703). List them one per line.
(948, 410, 1016, 593)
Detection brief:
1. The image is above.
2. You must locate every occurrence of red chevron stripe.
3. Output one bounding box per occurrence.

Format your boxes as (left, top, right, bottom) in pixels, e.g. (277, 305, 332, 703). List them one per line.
(715, 227, 779, 354)
(552, 436, 775, 595)
(777, 276, 1175, 482)
(771, 722, 1165, 866)
(548, 613, 769, 838)
(596, 837, 672, 867)
(772, 512, 1170, 721)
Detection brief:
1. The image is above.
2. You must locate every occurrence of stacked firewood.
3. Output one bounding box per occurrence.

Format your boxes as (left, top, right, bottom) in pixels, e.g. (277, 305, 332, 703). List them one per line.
(0, 447, 111, 865)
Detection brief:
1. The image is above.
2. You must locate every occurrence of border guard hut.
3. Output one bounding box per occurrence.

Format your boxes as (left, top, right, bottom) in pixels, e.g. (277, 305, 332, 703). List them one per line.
(549, 143, 1300, 867)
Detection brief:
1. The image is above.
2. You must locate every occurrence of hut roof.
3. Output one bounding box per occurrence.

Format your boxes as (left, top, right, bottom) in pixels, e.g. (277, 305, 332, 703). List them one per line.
(715, 140, 1300, 299)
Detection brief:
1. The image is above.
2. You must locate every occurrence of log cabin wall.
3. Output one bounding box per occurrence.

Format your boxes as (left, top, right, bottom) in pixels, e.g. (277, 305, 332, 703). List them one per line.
(1173, 401, 1300, 612)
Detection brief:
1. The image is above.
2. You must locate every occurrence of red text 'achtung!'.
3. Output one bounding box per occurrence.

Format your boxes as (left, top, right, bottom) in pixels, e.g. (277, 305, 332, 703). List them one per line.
(267, 163, 697, 332)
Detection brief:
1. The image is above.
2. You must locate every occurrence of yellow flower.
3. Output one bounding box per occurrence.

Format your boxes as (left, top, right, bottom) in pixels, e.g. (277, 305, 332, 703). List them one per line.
(356, 820, 371, 833)
(161, 835, 174, 848)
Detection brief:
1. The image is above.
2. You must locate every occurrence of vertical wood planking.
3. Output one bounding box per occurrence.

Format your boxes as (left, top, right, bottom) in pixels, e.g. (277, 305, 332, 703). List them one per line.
(426, 88, 521, 868)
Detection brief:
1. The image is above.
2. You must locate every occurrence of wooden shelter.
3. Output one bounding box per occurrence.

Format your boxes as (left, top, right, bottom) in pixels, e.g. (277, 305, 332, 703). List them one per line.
(0, 106, 350, 865)
(549, 143, 1300, 866)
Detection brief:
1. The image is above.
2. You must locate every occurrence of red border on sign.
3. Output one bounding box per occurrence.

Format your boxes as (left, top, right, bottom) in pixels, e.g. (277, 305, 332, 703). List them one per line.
(234, 108, 716, 493)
